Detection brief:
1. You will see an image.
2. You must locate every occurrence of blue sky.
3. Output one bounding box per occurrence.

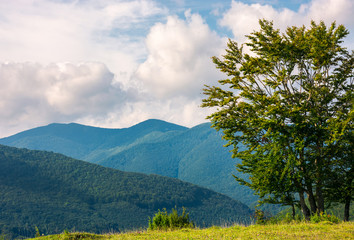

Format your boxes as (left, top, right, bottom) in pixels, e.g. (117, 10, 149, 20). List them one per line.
(0, 0, 353, 137)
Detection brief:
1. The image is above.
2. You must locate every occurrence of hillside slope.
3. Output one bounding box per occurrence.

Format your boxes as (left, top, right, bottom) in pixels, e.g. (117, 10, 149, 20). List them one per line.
(0, 120, 257, 206)
(98, 123, 256, 205)
(0, 145, 252, 239)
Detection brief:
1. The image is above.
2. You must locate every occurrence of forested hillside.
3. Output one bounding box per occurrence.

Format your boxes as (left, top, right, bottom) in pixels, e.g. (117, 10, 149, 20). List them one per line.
(0, 119, 257, 206)
(0, 144, 252, 239)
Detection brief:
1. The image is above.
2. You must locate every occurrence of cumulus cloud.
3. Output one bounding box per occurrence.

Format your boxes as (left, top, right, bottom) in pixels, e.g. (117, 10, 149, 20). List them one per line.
(0, 62, 128, 137)
(219, 2, 294, 42)
(300, 0, 354, 27)
(135, 10, 226, 99)
(44, 63, 123, 115)
(0, 0, 166, 87)
(0, 0, 223, 137)
(220, 0, 354, 44)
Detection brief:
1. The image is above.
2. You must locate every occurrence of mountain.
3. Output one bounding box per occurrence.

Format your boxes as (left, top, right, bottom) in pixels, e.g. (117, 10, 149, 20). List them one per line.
(0, 144, 252, 239)
(0, 119, 187, 160)
(0, 119, 257, 206)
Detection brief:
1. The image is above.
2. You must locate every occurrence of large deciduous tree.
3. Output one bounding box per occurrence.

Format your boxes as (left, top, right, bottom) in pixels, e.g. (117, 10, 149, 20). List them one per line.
(202, 19, 353, 220)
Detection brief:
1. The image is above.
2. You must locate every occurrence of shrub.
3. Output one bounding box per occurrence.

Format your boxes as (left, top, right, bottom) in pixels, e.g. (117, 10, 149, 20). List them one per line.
(253, 209, 269, 225)
(263, 210, 340, 225)
(148, 207, 194, 230)
(35, 226, 40, 238)
(268, 211, 304, 224)
(310, 212, 340, 224)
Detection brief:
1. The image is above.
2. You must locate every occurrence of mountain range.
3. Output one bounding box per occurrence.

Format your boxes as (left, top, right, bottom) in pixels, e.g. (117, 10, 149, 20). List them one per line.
(0, 144, 252, 239)
(0, 119, 257, 206)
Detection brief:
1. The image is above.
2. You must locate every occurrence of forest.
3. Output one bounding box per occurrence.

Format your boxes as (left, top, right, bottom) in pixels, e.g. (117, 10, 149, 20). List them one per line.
(0, 144, 252, 239)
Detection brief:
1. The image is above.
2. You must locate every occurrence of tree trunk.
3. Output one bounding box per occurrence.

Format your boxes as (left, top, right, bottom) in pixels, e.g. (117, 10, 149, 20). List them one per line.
(299, 191, 311, 220)
(343, 171, 352, 221)
(306, 182, 317, 214)
(291, 203, 296, 219)
(316, 185, 325, 214)
(344, 196, 351, 221)
(315, 142, 325, 214)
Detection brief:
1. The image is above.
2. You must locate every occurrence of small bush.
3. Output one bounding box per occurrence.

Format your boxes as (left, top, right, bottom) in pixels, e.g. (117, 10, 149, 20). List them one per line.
(310, 212, 340, 224)
(268, 212, 304, 224)
(35, 226, 40, 238)
(0, 234, 10, 240)
(253, 209, 269, 225)
(148, 207, 194, 230)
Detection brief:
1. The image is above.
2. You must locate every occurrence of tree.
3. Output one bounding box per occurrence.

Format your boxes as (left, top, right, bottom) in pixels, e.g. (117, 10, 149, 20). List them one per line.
(202, 19, 353, 220)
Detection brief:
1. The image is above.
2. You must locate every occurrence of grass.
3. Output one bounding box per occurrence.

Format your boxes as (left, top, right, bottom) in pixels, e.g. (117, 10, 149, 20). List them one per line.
(27, 222, 354, 240)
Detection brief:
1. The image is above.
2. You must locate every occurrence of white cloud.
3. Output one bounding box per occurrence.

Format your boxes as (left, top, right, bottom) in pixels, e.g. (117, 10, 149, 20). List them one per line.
(220, 0, 354, 45)
(220, 2, 295, 42)
(135, 10, 226, 99)
(0, 62, 128, 137)
(0, 0, 223, 137)
(0, 60, 213, 138)
(300, 0, 354, 27)
(0, 0, 166, 88)
(44, 62, 123, 115)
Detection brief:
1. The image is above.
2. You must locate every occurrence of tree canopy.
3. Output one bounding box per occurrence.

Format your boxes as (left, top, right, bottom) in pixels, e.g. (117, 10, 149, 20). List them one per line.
(202, 19, 353, 220)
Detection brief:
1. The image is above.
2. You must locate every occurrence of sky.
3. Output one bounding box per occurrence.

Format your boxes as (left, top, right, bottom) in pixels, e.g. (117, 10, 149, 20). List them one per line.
(0, 0, 353, 137)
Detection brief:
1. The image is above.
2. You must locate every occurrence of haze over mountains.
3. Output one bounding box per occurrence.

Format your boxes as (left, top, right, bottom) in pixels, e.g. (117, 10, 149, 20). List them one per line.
(0, 119, 257, 206)
(0, 144, 252, 239)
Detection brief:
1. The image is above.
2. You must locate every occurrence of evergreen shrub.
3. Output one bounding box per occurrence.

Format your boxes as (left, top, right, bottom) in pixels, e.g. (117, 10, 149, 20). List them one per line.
(148, 207, 194, 230)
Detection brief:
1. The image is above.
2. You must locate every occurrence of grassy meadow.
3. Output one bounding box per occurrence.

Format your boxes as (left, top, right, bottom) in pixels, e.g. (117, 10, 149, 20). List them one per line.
(28, 222, 354, 240)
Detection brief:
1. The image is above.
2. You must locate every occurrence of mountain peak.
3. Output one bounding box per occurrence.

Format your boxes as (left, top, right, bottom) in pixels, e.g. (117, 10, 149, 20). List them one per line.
(130, 119, 188, 132)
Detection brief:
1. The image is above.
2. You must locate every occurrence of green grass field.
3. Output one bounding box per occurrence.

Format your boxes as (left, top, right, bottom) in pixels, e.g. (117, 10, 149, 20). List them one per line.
(28, 222, 354, 240)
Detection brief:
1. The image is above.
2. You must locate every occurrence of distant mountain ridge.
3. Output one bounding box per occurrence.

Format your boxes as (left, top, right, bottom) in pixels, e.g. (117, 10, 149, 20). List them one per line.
(0, 144, 252, 239)
(0, 119, 257, 206)
(0, 119, 187, 160)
